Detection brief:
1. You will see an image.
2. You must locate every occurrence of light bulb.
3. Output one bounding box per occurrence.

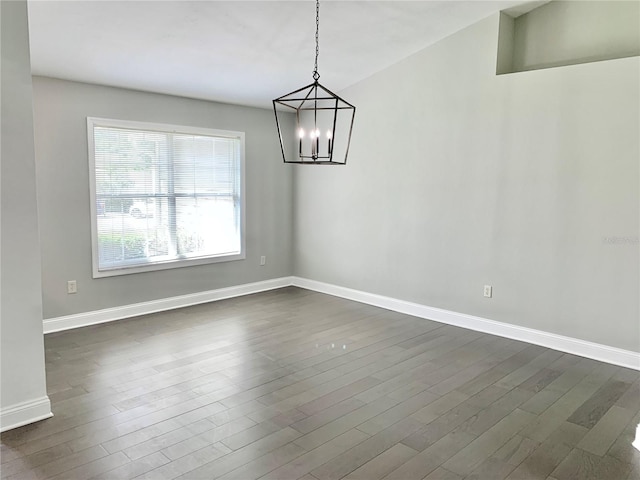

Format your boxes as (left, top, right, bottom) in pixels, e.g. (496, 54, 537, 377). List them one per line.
(298, 128, 305, 138)
(326, 130, 332, 139)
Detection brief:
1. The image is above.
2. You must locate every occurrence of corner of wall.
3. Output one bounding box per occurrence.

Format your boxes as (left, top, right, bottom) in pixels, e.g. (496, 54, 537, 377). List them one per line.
(0, 397, 53, 433)
(1, 0, 52, 433)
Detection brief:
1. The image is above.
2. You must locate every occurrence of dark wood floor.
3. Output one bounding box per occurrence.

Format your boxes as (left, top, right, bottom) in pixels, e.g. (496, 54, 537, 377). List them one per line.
(1, 287, 639, 479)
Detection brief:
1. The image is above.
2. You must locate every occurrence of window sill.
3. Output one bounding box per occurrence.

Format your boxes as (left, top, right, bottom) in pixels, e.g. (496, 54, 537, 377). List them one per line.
(93, 251, 245, 278)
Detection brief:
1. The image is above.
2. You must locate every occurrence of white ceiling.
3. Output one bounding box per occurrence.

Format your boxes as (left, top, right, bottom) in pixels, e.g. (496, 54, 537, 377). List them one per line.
(27, 0, 526, 109)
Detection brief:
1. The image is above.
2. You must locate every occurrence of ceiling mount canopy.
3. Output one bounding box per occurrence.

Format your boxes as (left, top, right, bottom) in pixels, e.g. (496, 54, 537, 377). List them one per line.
(273, 0, 356, 165)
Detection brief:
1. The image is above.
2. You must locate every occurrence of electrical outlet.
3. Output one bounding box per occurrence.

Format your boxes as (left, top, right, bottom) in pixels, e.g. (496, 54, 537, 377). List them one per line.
(260, 256, 266, 266)
(67, 280, 77, 294)
(484, 285, 492, 298)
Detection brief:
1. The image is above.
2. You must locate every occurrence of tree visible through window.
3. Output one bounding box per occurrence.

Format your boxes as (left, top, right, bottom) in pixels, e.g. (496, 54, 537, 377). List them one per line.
(88, 117, 244, 277)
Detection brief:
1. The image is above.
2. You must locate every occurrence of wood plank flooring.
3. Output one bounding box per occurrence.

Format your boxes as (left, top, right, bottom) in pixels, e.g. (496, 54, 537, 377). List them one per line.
(1, 287, 639, 479)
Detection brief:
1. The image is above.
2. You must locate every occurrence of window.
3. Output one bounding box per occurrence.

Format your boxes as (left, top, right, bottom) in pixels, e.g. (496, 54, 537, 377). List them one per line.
(87, 117, 245, 277)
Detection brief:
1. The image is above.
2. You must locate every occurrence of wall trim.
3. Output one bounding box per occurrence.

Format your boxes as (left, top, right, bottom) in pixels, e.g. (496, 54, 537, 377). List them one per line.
(0, 396, 53, 433)
(43, 277, 294, 334)
(291, 277, 640, 371)
(42, 275, 640, 371)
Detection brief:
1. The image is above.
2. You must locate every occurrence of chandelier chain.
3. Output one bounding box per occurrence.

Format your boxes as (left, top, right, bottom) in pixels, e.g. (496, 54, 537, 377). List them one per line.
(313, 0, 320, 81)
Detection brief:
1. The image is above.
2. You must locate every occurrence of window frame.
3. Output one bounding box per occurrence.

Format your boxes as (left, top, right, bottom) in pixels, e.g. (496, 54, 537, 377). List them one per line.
(87, 116, 246, 278)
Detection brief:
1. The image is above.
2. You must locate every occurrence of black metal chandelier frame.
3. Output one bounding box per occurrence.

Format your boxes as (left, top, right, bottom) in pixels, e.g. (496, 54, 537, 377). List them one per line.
(273, 0, 356, 165)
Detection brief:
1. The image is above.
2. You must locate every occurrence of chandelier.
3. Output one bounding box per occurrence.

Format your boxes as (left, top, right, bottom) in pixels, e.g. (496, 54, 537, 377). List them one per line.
(273, 0, 356, 165)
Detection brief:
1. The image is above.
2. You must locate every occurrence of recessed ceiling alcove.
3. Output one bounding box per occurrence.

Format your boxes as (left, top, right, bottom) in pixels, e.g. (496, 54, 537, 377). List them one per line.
(497, 0, 640, 75)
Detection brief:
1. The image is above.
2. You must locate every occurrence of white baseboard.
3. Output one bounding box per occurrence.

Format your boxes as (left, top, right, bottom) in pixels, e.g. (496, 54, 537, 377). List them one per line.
(43, 277, 294, 334)
(291, 277, 640, 371)
(42, 274, 640, 371)
(0, 396, 53, 433)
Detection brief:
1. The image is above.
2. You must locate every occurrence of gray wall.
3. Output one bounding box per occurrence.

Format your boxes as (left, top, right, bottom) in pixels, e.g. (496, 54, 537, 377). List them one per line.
(32, 77, 293, 319)
(293, 14, 640, 352)
(1, 1, 49, 418)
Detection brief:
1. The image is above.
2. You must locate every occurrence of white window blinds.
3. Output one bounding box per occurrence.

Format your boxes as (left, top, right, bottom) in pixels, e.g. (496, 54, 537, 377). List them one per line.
(88, 118, 244, 277)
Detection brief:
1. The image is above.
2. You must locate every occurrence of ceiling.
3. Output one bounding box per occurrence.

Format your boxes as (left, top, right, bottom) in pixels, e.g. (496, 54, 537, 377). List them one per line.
(27, 0, 527, 109)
